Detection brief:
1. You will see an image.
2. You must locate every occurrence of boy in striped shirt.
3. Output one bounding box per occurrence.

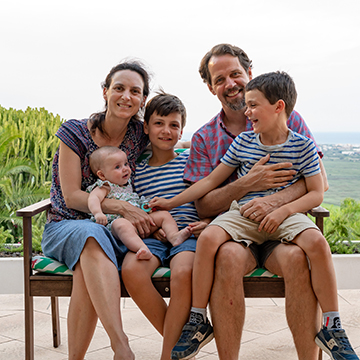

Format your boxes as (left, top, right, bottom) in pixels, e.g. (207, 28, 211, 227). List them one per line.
(151, 72, 358, 360)
(122, 91, 211, 360)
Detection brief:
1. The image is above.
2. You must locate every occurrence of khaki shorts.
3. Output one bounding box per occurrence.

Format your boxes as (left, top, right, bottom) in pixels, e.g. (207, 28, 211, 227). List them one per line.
(210, 200, 320, 246)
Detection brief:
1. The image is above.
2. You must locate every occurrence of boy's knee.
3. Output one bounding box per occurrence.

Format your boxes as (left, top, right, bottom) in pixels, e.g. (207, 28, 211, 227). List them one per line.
(197, 230, 219, 251)
(306, 232, 331, 258)
(170, 264, 193, 287)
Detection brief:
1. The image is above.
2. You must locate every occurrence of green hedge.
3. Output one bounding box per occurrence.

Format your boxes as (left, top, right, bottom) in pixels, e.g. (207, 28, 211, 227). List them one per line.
(0, 105, 64, 252)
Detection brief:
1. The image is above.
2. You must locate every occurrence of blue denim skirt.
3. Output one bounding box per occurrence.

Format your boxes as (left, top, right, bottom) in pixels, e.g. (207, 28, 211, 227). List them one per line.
(42, 219, 125, 271)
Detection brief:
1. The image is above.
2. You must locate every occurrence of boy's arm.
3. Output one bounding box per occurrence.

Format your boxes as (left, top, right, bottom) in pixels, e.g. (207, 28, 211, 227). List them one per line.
(88, 186, 109, 225)
(240, 155, 328, 221)
(149, 163, 235, 210)
(194, 154, 296, 218)
(258, 173, 324, 233)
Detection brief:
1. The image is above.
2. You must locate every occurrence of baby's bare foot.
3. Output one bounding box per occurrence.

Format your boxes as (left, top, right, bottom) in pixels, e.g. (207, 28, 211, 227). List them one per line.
(171, 227, 191, 247)
(136, 248, 152, 260)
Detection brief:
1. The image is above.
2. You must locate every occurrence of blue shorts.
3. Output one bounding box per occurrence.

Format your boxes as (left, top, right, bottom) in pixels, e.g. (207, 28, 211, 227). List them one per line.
(42, 219, 126, 272)
(121, 236, 197, 267)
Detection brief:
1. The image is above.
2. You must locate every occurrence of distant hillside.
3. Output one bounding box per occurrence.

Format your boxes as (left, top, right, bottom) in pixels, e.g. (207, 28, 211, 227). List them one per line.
(322, 146, 360, 205)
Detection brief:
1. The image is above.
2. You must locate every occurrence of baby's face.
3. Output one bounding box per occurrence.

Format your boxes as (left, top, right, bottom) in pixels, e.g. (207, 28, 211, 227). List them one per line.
(102, 151, 131, 186)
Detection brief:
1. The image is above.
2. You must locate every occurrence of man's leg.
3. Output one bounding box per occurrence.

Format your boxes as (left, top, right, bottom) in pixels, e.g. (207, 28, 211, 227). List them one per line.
(209, 241, 256, 360)
(265, 243, 320, 360)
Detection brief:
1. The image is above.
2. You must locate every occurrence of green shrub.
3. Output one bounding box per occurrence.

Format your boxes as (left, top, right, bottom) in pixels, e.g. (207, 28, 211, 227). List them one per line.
(323, 198, 360, 254)
(0, 105, 64, 249)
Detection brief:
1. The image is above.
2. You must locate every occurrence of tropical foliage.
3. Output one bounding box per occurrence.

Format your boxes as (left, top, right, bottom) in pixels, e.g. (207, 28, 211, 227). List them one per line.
(0, 105, 63, 252)
(323, 198, 360, 254)
(0, 105, 359, 254)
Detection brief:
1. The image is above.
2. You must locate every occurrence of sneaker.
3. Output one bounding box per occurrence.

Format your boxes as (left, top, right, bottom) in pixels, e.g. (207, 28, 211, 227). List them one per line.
(315, 327, 359, 360)
(171, 319, 214, 360)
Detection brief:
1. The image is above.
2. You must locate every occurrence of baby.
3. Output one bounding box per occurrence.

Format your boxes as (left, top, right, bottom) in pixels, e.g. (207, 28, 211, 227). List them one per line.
(87, 146, 191, 260)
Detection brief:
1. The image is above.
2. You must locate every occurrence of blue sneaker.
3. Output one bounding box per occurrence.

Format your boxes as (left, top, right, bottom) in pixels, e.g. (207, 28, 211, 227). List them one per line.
(171, 319, 214, 360)
(315, 327, 359, 359)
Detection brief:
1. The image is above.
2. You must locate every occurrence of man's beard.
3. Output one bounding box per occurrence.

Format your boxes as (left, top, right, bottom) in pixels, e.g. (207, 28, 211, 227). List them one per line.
(224, 87, 246, 111)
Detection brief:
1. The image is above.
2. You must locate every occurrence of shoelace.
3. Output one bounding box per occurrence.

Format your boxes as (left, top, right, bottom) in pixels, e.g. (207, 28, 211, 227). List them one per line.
(334, 332, 354, 353)
(177, 326, 194, 343)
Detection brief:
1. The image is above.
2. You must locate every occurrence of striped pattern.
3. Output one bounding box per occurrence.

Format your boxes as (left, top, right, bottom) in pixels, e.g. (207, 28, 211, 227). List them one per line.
(221, 130, 320, 205)
(32, 256, 279, 278)
(184, 108, 322, 185)
(134, 149, 199, 230)
(32, 256, 73, 275)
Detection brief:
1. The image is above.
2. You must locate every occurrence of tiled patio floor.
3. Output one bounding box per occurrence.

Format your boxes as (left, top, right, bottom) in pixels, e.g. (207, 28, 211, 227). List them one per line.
(1, 290, 359, 359)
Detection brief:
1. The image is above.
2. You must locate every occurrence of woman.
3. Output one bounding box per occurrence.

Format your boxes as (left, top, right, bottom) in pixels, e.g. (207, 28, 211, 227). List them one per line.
(42, 61, 151, 360)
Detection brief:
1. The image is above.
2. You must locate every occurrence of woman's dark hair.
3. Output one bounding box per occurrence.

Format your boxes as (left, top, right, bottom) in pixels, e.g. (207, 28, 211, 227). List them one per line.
(89, 60, 151, 136)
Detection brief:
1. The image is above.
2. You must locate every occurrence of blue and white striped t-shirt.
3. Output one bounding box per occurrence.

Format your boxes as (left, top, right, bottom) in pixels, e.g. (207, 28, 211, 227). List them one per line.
(221, 130, 321, 206)
(134, 149, 199, 230)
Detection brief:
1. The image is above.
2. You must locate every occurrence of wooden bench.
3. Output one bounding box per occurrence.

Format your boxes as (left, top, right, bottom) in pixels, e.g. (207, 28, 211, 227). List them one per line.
(17, 198, 329, 360)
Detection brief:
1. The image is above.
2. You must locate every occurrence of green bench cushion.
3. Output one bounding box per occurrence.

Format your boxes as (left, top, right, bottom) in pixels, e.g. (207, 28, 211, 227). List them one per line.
(32, 255, 279, 278)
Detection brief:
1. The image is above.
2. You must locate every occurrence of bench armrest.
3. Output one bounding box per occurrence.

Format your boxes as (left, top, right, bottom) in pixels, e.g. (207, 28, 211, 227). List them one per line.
(307, 205, 330, 233)
(16, 198, 51, 218)
(16, 198, 51, 279)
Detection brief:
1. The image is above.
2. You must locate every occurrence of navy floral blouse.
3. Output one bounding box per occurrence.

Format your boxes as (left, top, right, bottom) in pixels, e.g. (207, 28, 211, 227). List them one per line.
(48, 118, 149, 223)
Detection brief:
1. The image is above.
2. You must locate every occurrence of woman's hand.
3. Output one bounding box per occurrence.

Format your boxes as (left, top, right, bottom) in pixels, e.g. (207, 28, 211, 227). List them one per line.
(119, 201, 156, 238)
(151, 228, 167, 242)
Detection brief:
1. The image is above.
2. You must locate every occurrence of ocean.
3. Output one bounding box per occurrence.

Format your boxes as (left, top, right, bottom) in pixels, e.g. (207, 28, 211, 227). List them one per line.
(183, 132, 360, 145)
(312, 132, 360, 145)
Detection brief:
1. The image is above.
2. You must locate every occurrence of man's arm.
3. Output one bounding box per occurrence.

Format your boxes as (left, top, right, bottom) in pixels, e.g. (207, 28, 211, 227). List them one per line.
(258, 173, 324, 233)
(195, 154, 296, 218)
(241, 156, 328, 222)
(319, 158, 329, 191)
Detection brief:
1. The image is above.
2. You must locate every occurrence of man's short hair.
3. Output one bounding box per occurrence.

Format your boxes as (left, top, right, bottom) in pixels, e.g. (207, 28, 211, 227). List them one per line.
(245, 71, 297, 118)
(199, 43, 253, 85)
(144, 90, 187, 128)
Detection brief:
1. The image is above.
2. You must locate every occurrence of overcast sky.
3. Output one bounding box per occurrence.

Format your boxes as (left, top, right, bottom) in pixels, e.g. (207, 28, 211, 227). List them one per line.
(1, 0, 359, 136)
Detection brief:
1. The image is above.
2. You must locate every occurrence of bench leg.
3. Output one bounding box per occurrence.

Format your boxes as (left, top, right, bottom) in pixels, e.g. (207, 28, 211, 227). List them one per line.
(24, 294, 34, 360)
(51, 297, 61, 348)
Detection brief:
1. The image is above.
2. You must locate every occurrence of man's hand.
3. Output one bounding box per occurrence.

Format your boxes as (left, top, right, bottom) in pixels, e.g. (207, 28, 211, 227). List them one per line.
(257, 207, 290, 234)
(240, 197, 279, 222)
(246, 154, 296, 192)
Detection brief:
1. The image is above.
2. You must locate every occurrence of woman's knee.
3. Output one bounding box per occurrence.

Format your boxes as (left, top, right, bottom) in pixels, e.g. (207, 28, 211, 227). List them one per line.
(121, 254, 156, 289)
(80, 237, 105, 261)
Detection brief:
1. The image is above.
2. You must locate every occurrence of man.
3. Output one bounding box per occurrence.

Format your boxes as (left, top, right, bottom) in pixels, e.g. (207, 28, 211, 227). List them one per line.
(183, 44, 327, 359)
